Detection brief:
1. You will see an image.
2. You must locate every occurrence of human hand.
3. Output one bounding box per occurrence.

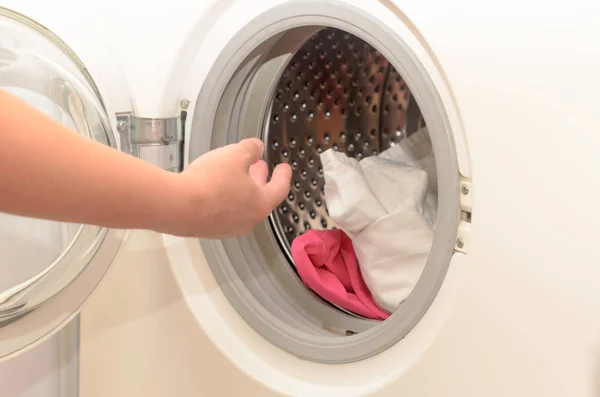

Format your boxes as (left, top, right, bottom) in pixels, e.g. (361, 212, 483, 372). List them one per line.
(165, 138, 292, 238)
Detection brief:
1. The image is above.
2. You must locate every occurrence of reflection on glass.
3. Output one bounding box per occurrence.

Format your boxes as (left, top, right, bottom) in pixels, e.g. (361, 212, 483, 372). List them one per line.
(0, 15, 113, 319)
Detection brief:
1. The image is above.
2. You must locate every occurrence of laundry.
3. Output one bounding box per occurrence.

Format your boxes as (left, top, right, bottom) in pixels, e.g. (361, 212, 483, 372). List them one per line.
(321, 126, 437, 313)
(291, 228, 390, 320)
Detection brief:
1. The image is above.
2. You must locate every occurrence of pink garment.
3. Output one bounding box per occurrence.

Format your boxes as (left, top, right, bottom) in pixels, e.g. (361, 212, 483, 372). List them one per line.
(291, 229, 390, 320)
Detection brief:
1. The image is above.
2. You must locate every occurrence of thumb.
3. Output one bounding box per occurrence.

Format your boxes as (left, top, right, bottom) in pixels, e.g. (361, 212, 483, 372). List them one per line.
(261, 163, 292, 209)
(236, 138, 264, 170)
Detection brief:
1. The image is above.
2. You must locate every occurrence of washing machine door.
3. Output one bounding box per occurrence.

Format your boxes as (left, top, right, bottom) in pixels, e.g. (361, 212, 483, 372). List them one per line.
(0, 7, 127, 360)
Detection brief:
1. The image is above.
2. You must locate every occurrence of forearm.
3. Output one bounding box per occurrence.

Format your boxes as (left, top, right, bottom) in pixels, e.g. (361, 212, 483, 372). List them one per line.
(0, 89, 182, 231)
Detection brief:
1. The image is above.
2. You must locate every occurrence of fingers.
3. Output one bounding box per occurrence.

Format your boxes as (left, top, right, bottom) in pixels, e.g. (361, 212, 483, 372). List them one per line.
(261, 163, 292, 209)
(236, 138, 264, 171)
(248, 160, 268, 186)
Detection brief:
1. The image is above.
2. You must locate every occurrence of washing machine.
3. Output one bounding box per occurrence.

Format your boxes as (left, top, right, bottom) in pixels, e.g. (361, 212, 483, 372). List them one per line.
(2, 0, 600, 396)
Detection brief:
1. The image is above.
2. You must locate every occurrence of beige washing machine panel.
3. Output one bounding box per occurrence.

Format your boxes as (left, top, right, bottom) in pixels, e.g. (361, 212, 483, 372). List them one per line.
(174, 0, 600, 395)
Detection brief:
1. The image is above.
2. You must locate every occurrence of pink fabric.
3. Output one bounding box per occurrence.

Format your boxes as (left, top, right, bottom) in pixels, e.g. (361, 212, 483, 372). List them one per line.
(291, 229, 389, 320)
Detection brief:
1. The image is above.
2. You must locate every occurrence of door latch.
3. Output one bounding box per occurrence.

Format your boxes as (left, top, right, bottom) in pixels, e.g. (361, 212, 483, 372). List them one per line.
(455, 178, 472, 254)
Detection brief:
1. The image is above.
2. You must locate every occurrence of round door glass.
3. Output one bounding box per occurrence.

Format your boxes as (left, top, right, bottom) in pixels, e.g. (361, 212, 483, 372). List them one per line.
(0, 12, 115, 324)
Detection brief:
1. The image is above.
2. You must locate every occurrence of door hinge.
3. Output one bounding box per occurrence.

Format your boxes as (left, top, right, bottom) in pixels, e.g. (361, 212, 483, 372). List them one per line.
(455, 178, 472, 254)
(116, 113, 184, 172)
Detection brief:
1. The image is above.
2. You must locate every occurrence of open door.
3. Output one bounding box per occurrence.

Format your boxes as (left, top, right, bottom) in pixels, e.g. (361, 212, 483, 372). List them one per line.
(0, 7, 127, 361)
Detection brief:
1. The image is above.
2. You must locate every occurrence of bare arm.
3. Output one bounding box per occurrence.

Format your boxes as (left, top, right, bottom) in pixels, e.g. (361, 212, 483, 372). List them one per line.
(0, 89, 291, 238)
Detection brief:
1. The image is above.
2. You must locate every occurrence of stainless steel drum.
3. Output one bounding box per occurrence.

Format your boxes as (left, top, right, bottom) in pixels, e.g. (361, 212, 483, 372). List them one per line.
(266, 27, 426, 256)
(191, 16, 458, 362)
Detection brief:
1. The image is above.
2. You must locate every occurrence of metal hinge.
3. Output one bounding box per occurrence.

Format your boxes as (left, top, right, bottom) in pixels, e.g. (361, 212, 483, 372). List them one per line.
(116, 112, 184, 172)
(455, 178, 472, 254)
